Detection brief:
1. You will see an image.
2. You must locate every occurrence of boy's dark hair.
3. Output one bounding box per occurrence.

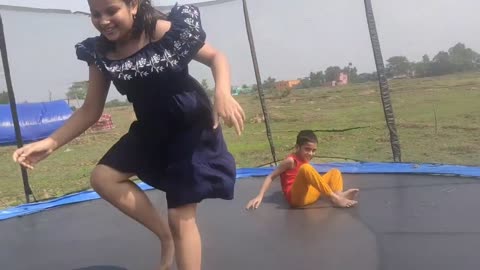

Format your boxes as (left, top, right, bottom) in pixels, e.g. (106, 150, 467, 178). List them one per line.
(296, 130, 318, 146)
(97, 0, 166, 54)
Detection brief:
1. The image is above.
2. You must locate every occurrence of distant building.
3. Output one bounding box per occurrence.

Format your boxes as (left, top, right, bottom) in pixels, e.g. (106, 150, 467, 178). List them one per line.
(231, 86, 253, 96)
(329, 72, 349, 87)
(338, 72, 349, 85)
(275, 80, 301, 90)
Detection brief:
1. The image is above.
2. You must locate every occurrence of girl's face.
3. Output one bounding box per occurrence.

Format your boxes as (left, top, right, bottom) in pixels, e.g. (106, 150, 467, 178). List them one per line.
(88, 0, 138, 42)
(295, 142, 317, 162)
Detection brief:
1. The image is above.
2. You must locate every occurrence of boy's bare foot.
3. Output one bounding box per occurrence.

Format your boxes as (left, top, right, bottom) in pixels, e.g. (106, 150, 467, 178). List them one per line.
(331, 194, 358, 208)
(339, 189, 359, 200)
(158, 239, 175, 270)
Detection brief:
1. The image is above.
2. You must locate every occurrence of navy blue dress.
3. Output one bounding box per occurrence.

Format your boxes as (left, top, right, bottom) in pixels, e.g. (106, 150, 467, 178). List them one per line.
(75, 4, 236, 208)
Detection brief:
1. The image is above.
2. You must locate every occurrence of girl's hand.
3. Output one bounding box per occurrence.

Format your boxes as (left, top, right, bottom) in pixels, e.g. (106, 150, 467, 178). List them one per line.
(214, 91, 245, 135)
(12, 138, 57, 170)
(246, 195, 263, 210)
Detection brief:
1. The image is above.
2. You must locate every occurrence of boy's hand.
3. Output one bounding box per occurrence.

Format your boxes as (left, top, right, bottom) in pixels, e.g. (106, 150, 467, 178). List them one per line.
(246, 196, 263, 210)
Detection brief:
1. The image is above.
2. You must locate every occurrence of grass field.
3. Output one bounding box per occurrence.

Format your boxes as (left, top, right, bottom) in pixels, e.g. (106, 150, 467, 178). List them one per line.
(1, 72, 479, 208)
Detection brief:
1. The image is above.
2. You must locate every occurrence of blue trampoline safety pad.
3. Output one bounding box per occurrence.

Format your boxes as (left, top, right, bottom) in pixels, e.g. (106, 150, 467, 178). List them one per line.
(237, 162, 480, 178)
(1, 162, 479, 221)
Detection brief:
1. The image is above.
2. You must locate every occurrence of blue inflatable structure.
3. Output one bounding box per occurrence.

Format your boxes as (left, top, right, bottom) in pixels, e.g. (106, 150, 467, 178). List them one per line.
(0, 100, 72, 145)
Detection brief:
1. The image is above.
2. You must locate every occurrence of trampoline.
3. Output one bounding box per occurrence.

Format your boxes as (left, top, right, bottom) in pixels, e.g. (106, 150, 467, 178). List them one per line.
(1, 163, 480, 270)
(1, 1, 480, 269)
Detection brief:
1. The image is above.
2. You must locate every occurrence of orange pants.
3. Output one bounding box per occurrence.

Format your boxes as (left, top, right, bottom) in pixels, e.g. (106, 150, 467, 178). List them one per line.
(289, 164, 343, 207)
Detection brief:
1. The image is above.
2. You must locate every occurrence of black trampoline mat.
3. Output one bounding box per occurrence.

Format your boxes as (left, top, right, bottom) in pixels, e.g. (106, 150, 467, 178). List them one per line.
(1, 174, 480, 270)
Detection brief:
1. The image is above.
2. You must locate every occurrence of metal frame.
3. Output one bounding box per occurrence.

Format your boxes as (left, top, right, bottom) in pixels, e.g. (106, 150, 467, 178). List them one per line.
(3, 0, 402, 203)
(0, 15, 35, 203)
(241, 0, 402, 163)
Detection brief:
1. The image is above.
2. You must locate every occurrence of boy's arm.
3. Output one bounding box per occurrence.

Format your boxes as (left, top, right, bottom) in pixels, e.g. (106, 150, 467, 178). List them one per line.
(246, 158, 294, 209)
(256, 158, 294, 198)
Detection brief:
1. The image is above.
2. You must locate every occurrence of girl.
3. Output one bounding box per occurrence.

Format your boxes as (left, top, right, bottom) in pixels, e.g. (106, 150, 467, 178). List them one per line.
(13, 1, 245, 270)
(246, 130, 359, 210)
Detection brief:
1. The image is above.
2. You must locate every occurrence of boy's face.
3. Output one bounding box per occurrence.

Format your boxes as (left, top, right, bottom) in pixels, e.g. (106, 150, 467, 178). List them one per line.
(296, 142, 317, 162)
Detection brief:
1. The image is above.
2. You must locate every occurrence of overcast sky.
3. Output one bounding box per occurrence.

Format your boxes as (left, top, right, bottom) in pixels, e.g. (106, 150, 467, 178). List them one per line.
(0, 0, 208, 12)
(1, 0, 479, 102)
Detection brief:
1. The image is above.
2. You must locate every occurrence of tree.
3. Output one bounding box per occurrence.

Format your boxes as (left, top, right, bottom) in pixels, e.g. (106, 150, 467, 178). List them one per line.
(66, 81, 88, 100)
(386, 56, 411, 77)
(422, 54, 430, 63)
(309, 71, 325, 87)
(448, 43, 480, 72)
(262, 76, 276, 89)
(324, 66, 342, 82)
(430, 51, 453, 76)
(413, 54, 431, 78)
(0, 91, 8, 104)
(356, 72, 377, 83)
(297, 77, 311, 89)
(343, 63, 359, 83)
(414, 62, 428, 78)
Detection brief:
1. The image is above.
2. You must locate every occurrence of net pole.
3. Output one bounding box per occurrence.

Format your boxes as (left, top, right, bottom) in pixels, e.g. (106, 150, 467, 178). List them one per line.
(364, 0, 402, 162)
(241, 0, 278, 165)
(0, 15, 35, 202)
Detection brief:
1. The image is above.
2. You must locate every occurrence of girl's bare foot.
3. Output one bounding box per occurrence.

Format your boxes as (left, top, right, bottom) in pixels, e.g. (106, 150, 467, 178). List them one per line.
(339, 189, 359, 200)
(331, 194, 358, 208)
(158, 239, 175, 270)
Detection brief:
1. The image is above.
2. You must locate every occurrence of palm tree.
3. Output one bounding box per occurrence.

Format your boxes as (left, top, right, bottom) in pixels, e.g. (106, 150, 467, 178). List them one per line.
(363, 0, 402, 162)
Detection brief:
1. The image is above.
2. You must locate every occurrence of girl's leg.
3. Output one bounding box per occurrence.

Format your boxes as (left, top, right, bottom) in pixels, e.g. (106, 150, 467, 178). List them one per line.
(90, 165, 175, 270)
(168, 203, 201, 270)
(290, 164, 357, 208)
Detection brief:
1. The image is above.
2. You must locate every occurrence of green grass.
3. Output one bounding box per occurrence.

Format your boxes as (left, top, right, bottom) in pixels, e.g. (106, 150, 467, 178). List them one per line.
(1, 72, 479, 208)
